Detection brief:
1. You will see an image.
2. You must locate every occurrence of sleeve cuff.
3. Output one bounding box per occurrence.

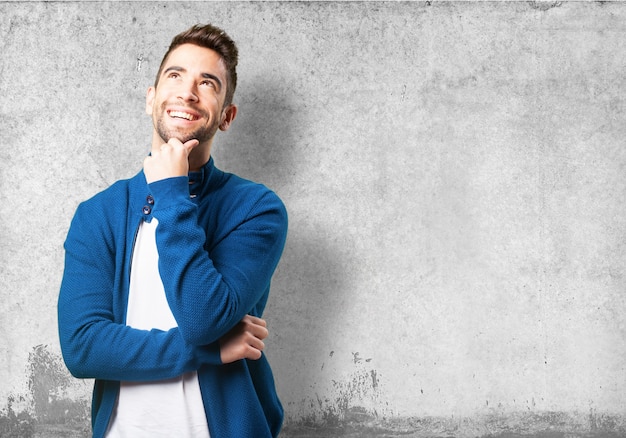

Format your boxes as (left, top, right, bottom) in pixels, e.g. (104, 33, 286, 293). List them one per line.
(148, 176, 192, 211)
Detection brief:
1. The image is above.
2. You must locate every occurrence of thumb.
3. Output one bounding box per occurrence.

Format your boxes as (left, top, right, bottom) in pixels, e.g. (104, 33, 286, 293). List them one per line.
(183, 139, 200, 154)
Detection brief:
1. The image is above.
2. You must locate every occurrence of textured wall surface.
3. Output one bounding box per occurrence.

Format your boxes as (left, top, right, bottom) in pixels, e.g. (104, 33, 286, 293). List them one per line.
(1, 1, 625, 437)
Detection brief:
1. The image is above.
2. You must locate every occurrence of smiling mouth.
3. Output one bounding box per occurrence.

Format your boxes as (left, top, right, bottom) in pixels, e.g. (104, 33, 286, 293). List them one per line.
(168, 110, 198, 121)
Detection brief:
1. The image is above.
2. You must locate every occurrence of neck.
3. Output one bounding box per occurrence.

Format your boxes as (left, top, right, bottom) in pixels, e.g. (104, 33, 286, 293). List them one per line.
(188, 148, 211, 171)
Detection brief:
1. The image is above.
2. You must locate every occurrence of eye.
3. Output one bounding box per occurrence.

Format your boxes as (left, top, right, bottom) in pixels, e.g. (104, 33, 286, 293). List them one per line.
(200, 79, 216, 89)
(166, 71, 181, 79)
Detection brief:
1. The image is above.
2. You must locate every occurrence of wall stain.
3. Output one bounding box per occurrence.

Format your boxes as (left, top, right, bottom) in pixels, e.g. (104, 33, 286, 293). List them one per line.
(28, 344, 89, 426)
(528, 1, 562, 11)
(0, 345, 90, 437)
(283, 354, 626, 437)
(292, 362, 384, 429)
(0, 394, 35, 437)
(282, 410, 626, 437)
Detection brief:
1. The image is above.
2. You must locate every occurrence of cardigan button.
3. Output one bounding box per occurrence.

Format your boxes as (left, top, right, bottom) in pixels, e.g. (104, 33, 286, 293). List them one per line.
(142, 205, 151, 215)
(146, 195, 154, 205)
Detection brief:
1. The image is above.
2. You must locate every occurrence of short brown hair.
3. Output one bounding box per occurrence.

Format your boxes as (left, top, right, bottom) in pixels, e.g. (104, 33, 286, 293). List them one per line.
(155, 24, 238, 107)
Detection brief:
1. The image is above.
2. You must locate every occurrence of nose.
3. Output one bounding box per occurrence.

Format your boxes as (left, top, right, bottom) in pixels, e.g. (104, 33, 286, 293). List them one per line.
(178, 79, 199, 102)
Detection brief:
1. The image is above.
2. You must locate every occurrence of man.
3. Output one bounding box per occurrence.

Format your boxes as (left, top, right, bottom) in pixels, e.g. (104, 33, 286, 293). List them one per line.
(58, 24, 287, 438)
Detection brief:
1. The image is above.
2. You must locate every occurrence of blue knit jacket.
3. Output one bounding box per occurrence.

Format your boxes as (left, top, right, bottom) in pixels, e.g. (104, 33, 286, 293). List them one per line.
(58, 157, 287, 438)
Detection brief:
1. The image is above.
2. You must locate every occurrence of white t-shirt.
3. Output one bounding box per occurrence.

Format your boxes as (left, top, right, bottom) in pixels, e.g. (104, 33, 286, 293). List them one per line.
(106, 219, 210, 437)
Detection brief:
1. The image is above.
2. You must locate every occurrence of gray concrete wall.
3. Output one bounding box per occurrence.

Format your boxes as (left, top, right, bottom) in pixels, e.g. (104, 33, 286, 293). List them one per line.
(1, 1, 625, 437)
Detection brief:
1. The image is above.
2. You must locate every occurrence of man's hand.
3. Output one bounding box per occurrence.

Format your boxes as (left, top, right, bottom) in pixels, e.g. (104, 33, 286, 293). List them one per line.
(144, 138, 199, 184)
(219, 315, 269, 364)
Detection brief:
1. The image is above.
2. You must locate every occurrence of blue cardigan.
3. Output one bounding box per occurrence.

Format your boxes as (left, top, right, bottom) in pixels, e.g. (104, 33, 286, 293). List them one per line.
(58, 157, 287, 437)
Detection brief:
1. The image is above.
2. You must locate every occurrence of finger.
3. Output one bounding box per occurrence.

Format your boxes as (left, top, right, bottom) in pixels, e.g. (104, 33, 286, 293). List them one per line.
(167, 137, 184, 148)
(245, 334, 265, 351)
(183, 139, 200, 152)
(160, 138, 184, 157)
(156, 142, 170, 154)
(166, 138, 198, 151)
(245, 347, 262, 361)
(242, 315, 267, 327)
(244, 340, 265, 360)
(247, 323, 269, 340)
(237, 319, 268, 340)
(242, 316, 268, 333)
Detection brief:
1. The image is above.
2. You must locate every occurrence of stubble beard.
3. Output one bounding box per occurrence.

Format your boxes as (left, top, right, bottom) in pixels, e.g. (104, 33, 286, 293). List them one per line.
(155, 103, 220, 145)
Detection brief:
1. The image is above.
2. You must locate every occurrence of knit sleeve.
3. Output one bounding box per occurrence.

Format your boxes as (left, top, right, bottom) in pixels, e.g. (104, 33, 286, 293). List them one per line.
(57, 197, 222, 382)
(148, 176, 288, 346)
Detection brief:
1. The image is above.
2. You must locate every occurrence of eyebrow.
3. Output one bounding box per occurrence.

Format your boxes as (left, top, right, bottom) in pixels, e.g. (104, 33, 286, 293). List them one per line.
(163, 66, 223, 90)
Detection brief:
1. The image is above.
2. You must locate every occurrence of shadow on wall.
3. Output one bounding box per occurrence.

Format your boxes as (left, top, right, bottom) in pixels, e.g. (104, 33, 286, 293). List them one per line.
(213, 72, 301, 192)
(216, 76, 359, 427)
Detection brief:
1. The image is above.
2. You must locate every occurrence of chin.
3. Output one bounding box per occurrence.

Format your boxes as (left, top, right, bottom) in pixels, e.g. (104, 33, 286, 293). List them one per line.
(160, 131, 195, 144)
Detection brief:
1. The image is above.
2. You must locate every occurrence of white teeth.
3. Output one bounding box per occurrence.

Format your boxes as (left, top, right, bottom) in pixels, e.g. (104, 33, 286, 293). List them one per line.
(169, 111, 196, 121)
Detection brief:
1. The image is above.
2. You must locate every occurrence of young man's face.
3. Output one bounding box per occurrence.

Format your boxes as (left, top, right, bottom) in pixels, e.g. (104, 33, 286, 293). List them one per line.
(146, 43, 234, 148)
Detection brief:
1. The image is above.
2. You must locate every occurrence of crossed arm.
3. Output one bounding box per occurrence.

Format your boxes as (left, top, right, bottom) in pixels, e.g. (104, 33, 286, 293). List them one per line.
(59, 139, 286, 380)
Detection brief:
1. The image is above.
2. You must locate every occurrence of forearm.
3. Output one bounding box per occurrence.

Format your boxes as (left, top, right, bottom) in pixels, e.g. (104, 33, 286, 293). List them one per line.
(57, 207, 222, 381)
(58, 315, 220, 381)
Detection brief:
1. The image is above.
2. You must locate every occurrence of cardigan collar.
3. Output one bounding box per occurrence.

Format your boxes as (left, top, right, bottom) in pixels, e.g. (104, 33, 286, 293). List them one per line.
(190, 156, 224, 199)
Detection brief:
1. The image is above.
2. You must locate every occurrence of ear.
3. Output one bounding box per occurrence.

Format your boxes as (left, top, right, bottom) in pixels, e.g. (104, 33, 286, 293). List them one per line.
(219, 104, 238, 131)
(145, 87, 155, 115)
